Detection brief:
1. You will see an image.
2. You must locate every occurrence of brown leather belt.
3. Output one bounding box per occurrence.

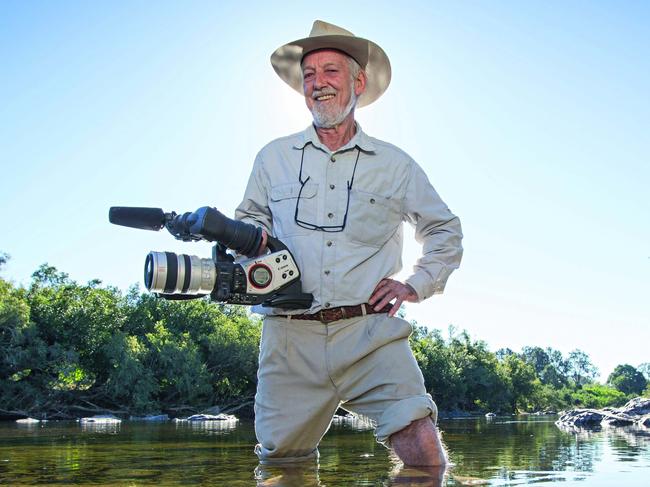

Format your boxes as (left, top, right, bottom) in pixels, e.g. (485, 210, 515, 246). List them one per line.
(279, 303, 393, 324)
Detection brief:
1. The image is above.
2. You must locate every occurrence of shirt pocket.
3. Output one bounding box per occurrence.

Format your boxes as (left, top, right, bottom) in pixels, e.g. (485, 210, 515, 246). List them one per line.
(269, 182, 318, 238)
(346, 189, 402, 247)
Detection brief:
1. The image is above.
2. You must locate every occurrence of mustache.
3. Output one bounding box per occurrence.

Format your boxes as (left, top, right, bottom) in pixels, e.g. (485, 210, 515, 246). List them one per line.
(312, 88, 337, 99)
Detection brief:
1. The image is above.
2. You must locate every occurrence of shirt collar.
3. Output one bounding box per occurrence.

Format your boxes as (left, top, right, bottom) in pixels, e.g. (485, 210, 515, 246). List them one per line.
(293, 122, 376, 153)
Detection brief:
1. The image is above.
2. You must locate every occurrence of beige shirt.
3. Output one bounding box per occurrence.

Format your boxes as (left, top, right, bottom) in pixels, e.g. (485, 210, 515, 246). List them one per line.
(235, 123, 463, 314)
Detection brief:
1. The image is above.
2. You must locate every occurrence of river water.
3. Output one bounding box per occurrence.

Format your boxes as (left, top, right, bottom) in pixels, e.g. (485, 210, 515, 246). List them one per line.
(1, 416, 649, 486)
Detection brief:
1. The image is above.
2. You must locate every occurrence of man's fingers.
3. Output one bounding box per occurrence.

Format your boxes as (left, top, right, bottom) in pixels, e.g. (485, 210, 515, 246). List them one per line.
(372, 279, 390, 293)
(257, 230, 268, 256)
(369, 282, 393, 305)
(388, 297, 404, 317)
(369, 279, 413, 313)
(375, 290, 398, 311)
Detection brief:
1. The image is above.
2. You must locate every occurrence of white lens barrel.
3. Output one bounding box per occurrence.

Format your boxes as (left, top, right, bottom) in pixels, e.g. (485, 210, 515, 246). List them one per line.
(144, 251, 216, 295)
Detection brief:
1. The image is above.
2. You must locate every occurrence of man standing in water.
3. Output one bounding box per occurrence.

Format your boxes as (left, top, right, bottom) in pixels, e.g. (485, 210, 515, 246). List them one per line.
(236, 20, 462, 466)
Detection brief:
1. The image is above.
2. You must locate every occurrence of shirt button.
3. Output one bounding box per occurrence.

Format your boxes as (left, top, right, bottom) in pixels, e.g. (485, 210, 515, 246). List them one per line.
(324, 302, 331, 308)
(329, 184, 335, 190)
(327, 212, 334, 219)
(324, 270, 330, 275)
(330, 155, 336, 162)
(326, 241, 333, 247)
(370, 198, 376, 204)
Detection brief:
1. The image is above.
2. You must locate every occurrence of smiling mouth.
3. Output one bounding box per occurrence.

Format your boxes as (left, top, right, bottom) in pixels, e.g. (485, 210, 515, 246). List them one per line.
(315, 94, 335, 101)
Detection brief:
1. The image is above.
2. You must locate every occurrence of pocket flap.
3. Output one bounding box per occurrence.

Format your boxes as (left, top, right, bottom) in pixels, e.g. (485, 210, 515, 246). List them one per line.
(271, 183, 317, 201)
(351, 189, 400, 211)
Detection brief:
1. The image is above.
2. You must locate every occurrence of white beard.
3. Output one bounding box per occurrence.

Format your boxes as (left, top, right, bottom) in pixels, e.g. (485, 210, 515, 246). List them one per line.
(310, 85, 358, 129)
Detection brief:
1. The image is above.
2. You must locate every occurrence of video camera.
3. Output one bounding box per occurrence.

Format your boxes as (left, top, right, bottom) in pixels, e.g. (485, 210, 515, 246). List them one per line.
(109, 206, 313, 309)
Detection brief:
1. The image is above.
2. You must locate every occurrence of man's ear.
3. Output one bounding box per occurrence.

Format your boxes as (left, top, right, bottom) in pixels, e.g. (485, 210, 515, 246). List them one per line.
(355, 70, 367, 97)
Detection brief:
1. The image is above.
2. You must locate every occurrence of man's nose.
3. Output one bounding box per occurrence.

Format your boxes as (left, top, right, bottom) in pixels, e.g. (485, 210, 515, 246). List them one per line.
(314, 70, 327, 89)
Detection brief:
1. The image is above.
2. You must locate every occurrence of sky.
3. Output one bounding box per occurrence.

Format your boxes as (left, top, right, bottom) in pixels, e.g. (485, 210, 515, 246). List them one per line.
(1, 1, 648, 380)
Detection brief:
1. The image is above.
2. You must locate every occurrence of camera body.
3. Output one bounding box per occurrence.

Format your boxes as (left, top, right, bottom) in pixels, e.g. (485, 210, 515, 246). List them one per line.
(110, 206, 313, 309)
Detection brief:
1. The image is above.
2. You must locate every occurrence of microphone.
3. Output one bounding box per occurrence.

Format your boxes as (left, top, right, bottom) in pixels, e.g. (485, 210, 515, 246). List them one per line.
(109, 207, 167, 231)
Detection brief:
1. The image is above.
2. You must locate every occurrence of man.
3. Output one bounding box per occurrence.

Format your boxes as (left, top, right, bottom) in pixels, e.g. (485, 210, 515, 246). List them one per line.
(235, 20, 463, 466)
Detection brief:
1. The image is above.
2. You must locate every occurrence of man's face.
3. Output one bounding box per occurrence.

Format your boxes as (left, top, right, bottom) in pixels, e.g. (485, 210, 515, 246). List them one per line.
(302, 49, 363, 128)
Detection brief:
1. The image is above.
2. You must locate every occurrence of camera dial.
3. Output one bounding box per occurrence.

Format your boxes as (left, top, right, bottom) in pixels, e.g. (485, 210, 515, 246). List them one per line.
(249, 264, 273, 289)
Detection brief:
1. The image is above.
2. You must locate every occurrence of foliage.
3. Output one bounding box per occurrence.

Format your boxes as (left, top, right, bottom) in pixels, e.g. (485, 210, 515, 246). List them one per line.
(0, 260, 637, 418)
(607, 364, 647, 395)
(566, 349, 599, 387)
(1, 264, 260, 418)
(635, 362, 650, 381)
(569, 383, 628, 409)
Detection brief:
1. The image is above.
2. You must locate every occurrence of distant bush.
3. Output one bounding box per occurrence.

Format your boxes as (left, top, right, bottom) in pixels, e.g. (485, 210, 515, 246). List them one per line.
(569, 383, 628, 409)
(0, 261, 636, 418)
(0, 265, 260, 418)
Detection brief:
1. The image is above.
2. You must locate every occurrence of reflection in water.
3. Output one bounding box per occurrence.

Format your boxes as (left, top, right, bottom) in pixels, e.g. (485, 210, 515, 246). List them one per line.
(173, 417, 239, 435)
(1, 416, 649, 485)
(255, 464, 321, 487)
(331, 413, 374, 431)
(80, 421, 121, 434)
(255, 461, 448, 486)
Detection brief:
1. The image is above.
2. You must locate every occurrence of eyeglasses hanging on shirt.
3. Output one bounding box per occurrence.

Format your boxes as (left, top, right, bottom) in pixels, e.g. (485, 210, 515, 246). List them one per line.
(294, 146, 361, 232)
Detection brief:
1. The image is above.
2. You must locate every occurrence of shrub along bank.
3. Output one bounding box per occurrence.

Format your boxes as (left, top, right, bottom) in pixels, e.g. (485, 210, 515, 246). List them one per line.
(1, 262, 647, 419)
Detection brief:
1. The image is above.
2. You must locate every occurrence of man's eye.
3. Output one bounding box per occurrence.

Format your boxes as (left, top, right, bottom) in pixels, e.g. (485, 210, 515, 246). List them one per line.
(304, 72, 314, 79)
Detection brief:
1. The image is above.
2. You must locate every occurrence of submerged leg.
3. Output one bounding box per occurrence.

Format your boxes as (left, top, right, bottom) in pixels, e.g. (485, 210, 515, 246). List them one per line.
(390, 417, 447, 466)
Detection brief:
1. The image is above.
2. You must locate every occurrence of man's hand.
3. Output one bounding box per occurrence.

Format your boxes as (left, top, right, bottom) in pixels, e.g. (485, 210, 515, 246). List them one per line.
(369, 278, 419, 317)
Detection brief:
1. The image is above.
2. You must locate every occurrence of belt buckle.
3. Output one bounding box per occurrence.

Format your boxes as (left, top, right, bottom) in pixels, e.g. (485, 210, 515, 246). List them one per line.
(318, 310, 327, 323)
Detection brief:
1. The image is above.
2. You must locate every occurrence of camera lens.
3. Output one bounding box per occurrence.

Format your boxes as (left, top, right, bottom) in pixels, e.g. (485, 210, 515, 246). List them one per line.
(144, 251, 216, 295)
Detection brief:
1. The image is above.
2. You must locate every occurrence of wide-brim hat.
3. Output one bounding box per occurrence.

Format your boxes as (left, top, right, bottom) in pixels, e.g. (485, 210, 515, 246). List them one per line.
(270, 20, 391, 108)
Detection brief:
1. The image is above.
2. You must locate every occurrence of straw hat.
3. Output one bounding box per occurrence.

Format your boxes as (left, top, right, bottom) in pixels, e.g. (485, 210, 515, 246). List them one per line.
(270, 20, 391, 108)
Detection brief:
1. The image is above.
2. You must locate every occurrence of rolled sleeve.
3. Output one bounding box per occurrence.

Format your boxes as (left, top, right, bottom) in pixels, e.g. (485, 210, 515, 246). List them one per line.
(403, 161, 463, 301)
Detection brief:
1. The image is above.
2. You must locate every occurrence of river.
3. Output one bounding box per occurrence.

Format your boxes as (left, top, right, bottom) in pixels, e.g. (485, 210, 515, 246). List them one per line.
(1, 415, 649, 485)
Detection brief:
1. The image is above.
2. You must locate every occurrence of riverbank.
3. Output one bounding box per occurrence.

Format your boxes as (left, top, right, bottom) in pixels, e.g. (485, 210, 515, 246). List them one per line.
(2, 268, 648, 424)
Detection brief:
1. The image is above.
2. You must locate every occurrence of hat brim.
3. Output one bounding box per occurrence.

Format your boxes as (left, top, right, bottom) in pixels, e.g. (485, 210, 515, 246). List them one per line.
(271, 35, 391, 108)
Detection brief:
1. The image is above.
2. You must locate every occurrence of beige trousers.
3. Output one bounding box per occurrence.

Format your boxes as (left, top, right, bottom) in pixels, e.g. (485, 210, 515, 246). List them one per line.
(254, 312, 437, 464)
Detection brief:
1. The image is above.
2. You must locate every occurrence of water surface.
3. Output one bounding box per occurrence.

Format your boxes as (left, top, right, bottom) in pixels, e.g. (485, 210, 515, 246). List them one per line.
(1, 416, 649, 486)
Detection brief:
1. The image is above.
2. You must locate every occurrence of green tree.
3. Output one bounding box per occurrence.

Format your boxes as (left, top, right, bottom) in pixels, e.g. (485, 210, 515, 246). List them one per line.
(637, 363, 650, 381)
(410, 326, 462, 411)
(446, 330, 506, 411)
(567, 349, 598, 387)
(607, 364, 647, 395)
(497, 354, 538, 412)
(521, 346, 550, 377)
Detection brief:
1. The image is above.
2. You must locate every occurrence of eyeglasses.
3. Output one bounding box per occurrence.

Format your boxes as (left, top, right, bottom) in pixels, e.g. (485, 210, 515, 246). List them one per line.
(294, 147, 361, 232)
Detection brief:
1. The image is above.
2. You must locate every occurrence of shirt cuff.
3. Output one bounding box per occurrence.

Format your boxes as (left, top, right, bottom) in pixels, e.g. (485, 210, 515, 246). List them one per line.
(405, 267, 449, 302)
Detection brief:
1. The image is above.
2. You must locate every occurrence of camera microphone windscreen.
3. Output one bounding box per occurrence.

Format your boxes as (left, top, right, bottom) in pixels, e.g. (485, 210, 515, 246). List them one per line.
(109, 207, 166, 231)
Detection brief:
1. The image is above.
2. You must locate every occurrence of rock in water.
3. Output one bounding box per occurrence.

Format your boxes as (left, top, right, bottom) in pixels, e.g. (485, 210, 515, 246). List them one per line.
(602, 412, 636, 426)
(16, 418, 40, 424)
(556, 397, 650, 430)
(79, 415, 121, 423)
(186, 413, 238, 422)
(619, 397, 650, 416)
(556, 409, 604, 428)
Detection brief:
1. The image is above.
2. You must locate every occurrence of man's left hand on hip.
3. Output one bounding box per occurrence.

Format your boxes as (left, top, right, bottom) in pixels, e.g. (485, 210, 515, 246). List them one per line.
(369, 278, 418, 317)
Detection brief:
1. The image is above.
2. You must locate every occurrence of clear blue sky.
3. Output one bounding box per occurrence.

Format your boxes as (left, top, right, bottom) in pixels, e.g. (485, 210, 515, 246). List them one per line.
(1, 1, 648, 380)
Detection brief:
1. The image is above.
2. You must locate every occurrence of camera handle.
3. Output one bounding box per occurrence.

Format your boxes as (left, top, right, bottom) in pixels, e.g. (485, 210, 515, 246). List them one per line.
(261, 235, 314, 309)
